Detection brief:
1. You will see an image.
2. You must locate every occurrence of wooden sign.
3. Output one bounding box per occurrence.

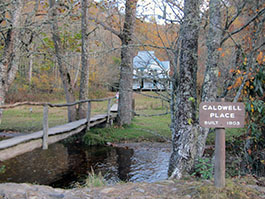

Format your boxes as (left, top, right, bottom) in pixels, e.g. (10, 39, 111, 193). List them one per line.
(199, 102, 245, 128)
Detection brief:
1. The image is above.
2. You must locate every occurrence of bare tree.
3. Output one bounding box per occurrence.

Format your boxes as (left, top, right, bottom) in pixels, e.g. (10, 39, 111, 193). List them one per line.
(48, 0, 77, 122)
(88, 0, 138, 125)
(77, 0, 89, 119)
(0, 0, 23, 122)
(117, 0, 138, 125)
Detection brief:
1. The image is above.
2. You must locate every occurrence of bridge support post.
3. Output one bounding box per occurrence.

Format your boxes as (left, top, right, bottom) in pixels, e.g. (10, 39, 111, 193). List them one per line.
(86, 101, 91, 131)
(42, 105, 49, 150)
(107, 98, 111, 125)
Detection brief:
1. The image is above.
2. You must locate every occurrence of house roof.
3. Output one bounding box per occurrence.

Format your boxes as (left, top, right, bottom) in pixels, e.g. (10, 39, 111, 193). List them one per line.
(133, 51, 169, 71)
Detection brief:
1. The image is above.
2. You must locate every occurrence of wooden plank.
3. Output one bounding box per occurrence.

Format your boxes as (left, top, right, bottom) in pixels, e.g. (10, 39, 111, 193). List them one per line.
(42, 105, 49, 150)
(0, 119, 87, 149)
(90, 118, 107, 127)
(86, 101, 91, 131)
(0, 112, 117, 161)
(110, 104, 118, 112)
(0, 114, 112, 150)
(0, 125, 86, 161)
(107, 99, 111, 123)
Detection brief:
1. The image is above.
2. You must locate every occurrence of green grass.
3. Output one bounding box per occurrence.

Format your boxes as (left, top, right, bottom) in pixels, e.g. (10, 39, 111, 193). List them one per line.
(0, 106, 68, 133)
(0, 91, 247, 146)
(0, 99, 113, 133)
(83, 112, 171, 145)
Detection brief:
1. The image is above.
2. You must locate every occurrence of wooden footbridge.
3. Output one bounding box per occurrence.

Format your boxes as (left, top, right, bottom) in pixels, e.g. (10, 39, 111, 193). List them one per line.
(0, 97, 118, 161)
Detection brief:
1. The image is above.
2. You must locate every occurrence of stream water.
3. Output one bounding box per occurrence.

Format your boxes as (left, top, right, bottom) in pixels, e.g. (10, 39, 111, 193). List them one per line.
(0, 138, 171, 188)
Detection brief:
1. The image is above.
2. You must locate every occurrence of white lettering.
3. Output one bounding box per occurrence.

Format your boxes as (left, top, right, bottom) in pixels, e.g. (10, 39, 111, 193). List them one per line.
(202, 105, 208, 110)
(209, 112, 236, 118)
(227, 121, 240, 126)
(205, 121, 219, 125)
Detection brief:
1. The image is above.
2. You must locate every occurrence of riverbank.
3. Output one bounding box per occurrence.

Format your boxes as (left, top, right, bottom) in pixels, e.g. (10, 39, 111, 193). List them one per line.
(0, 177, 264, 199)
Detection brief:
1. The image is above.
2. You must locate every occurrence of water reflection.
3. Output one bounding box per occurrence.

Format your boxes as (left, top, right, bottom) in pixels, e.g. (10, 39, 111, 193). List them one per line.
(0, 141, 170, 188)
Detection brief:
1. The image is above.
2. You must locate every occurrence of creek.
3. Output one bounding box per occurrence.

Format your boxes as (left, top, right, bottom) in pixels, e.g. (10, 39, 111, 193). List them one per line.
(0, 138, 171, 189)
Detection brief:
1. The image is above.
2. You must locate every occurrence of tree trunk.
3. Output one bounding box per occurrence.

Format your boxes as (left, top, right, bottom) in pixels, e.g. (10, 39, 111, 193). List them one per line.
(197, 0, 222, 157)
(201, 0, 222, 103)
(0, 0, 23, 123)
(78, 0, 89, 119)
(117, 0, 138, 126)
(168, 0, 200, 179)
(49, 0, 77, 122)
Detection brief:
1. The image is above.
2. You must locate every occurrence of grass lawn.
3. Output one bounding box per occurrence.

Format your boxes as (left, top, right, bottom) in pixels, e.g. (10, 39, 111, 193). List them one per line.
(0, 98, 115, 133)
(0, 91, 247, 145)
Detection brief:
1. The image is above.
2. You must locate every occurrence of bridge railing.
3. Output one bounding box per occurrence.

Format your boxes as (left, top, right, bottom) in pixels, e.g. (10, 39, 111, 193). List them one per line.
(0, 97, 116, 149)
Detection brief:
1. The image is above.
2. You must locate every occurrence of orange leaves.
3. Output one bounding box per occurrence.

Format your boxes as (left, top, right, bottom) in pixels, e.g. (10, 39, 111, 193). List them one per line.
(256, 51, 264, 64)
(245, 81, 250, 87)
(248, 148, 252, 155)
(227, 85, 233, 91)
(234, 76, 243, 88)
(230, 69, 235, 73)
(217, 47, 225, 57)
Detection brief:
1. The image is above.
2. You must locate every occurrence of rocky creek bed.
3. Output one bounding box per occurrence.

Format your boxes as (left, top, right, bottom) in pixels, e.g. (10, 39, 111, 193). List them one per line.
(0, 178, 265, 199)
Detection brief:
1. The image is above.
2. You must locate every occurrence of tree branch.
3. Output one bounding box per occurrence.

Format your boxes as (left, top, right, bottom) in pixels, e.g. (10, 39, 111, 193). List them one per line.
(221, 7, 265, 45)
(88, 16, 121, 39)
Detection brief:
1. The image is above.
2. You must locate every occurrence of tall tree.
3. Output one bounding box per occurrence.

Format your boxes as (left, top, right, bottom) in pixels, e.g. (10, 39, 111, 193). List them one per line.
(49, 0, 77, 122)
(0, 0, 23, 122)
(168, 0, 200, 179)
(117, 0, 138, 125)
(88, 0, 138, 125)
(78, 0, 89, 119)
(197, 0, 222, 158)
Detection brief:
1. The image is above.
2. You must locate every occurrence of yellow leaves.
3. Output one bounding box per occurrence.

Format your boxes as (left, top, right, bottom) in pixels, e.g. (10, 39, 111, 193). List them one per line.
(187, 118, 193, 125)
(251, 104, 254, 113)
(243, 57, 247, 65)
(261, 160, 265, 165)
(249, 96, 254, 102)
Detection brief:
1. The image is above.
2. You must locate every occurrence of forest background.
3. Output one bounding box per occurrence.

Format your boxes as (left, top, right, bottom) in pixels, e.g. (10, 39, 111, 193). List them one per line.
(0, 0, 264, 179)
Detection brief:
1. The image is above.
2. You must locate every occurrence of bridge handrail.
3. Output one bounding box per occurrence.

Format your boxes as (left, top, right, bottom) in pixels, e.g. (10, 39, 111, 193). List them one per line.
(0, 96, 115, 109)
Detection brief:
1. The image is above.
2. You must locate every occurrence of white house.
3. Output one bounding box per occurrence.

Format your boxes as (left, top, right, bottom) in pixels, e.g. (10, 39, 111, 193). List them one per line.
(133, 51, 170, 90)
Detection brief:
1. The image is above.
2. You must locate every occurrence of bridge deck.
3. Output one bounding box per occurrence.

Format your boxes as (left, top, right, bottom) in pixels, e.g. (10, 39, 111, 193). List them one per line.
(0, 114, 108, 149)
(0, 112, 118, 161)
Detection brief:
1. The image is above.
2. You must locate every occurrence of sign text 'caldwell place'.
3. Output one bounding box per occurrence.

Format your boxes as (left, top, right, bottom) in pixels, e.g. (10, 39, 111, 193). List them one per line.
(199, 102, 245, 128)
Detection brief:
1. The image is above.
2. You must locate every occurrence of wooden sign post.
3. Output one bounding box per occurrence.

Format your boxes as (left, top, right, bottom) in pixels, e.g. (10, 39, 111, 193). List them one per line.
(199, 99, 245, 188)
